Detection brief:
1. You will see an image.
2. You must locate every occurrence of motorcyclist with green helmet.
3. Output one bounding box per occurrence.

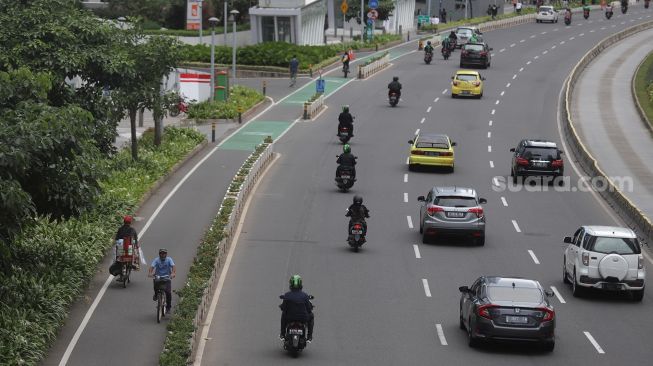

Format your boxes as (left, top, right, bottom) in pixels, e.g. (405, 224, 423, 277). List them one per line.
(336, 144, 357, 179)
(279, 275, 314, 342)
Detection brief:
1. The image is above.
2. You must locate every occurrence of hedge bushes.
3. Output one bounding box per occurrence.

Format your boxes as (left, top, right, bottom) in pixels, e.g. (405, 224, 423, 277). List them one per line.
(187, 85, 265, 120)
(143, 23, 251, 36)
(160, 141, 272, 366)
(0, 127, 205, 366)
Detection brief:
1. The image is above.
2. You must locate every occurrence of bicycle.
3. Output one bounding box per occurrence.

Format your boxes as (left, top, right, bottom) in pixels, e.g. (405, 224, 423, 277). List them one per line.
(153, 275, 171, 323)
(342, 63, 349, 78)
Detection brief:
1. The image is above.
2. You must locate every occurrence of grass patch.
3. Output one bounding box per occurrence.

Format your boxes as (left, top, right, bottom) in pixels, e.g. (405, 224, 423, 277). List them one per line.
(634, 51, 653, 127)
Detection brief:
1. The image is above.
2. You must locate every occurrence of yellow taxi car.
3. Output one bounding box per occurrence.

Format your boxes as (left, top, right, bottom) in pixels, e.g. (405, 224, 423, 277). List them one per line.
(408, 133, 456, 172)
(451, 70, 485, 98)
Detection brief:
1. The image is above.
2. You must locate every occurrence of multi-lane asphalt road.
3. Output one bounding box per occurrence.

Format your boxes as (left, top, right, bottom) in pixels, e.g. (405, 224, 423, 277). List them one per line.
(197, 7, 653, 366)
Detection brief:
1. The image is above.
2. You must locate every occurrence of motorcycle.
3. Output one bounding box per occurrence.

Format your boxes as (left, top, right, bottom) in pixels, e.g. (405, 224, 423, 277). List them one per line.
(606, 7, 614, 19)
(338, 126, 351, 143)
(424, 51, 433, 64)
(564, 14, 572, 25)
(348, 221, 366, 252)
(280, 295, 315, 357)
(583, 8, 590, 19)
(389, 91, 399, 107)
(621, 3, 628, 14)
(646, 0, 650, 9)
(169, 99, 188, 117)
(442, 46, 451, 60)
(335, 163, 356, 192)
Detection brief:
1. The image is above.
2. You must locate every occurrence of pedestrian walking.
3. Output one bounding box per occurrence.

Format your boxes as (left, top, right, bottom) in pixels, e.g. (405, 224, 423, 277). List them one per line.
(440, 8, 447, 23)
(289, 55, 299, 87)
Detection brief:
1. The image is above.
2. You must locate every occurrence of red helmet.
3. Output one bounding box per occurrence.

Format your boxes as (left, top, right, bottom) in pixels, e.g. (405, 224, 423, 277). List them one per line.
(123, 215, 133, 224)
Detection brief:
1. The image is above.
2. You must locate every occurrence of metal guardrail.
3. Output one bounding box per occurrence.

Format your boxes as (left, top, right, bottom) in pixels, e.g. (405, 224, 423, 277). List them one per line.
(563, 19, 653, 245)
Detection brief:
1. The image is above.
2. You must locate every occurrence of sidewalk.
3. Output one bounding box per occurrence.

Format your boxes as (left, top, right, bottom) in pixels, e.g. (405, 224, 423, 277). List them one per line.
(571, 27, 653, 221)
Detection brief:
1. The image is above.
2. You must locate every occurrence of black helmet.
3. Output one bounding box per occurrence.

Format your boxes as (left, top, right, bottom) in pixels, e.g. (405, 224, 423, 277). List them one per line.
(342, 105, 349, 112)
(289, 274, 303, 290)
(427, 41, 431, 45)
(393, 76, 399, 81)
(159, 248, 168, 254)
(353, 195, 363, 205)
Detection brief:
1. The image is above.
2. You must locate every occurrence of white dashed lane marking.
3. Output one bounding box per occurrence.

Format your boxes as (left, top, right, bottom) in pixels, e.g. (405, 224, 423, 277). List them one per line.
(512, 220, 521, 233)
(489, 120, 493, 126)
(442, 89, 448, 94)
(501, 197, 508, 206)
(541, 31, 547, 34)
(407, 216, 414, 229)
(584, 332, 605, 354)
(550, 286, 566, 304)
(404, 192, 408, 203)
(489, 161, 494, 168)
(579, 33, 585, 37)
(534, 55, 539, 59)
(427, 106, 432, 113)
(415, 128, 420, 135)
(487, 132, 491, 138)
(519, 67, 524, 72)
(528, 250, 540, 264)
(520, 39, 525, 43)
(420, 117, 425, 124)
(491, 109, 495, 115)
(506, 83, 511, 88)
(500, 91, 505, 96)
(530, 35, 536, 38)
(436, 324, 448, 346)
(422, 279, 432, 297)
(434, 97, 439, 103)
(500, 48, 506, 52)
(526, 61, 532, 65)
(488, 145, 492, 152)
(560, 40, 565, 44)
(404, 173, 408, 183)
(495, 100, 500, 105)
(413, 244, 421, 259)
(542, 50, 548, 55)
(510, 43, 516, 47)
(551, 45, 556, 49)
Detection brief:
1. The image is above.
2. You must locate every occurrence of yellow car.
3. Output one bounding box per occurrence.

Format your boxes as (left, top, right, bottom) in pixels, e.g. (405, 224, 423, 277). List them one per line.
(451, 70, 485, 98)
(408, 133, 456, 172)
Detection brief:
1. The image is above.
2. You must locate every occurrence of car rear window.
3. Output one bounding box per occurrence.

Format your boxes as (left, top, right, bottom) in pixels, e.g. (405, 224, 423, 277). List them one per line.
(456, 74, 478, 81)
(540, 7, 553, 12)
(586, 236, 641, 254)
(434, 196, 476, 207)
(487, 286, 543, 303)
(457, 29, 472, 36)
(464, 44, 484, 52)
(416, 138, 448, 149)
(523, 147, 559, 160)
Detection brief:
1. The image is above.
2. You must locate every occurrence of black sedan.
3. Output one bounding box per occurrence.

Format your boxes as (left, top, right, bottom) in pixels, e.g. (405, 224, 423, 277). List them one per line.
(460, 43, 492, 69)
(459, 276, 556, 351)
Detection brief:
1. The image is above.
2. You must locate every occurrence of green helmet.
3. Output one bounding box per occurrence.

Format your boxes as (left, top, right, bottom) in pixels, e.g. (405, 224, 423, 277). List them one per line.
(289, 275, 303, 290)
(343, 144, 351, 153)
(342, 105, 349, 112)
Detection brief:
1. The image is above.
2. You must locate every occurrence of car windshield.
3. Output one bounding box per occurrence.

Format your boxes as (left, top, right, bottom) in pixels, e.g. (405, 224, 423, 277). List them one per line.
(457, 29, 472, 36)
(487, 286, 543, 303)
(456, 74, 478, 81)
(416, 138, 448, 149)
(523, 147, 559, 160)
(464, 44, 484, 52)
(587, 236, 641, 254)
(434, 196, 476, 207)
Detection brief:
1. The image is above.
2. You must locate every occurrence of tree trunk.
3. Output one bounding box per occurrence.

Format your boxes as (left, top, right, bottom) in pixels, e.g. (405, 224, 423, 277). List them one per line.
(138, 107, 144, 127)
(154, 111, 162, 146)
(129, 108, 138, 160)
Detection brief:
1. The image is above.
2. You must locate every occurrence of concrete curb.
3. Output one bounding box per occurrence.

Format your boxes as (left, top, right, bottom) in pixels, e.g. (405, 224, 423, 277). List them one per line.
(564, 19, 653, 245)
(631, 54, 653, 133)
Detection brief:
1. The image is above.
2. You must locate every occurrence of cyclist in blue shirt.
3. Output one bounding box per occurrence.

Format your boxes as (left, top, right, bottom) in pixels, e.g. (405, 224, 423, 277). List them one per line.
(148, 248, 176, 313)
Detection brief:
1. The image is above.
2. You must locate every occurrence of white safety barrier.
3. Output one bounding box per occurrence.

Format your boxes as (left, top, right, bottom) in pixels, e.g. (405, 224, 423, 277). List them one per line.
(187, 141, 275, 362)
(357, 53, 390, 79)
(303, 93, 325, 120)
(564, 20, 653, 245)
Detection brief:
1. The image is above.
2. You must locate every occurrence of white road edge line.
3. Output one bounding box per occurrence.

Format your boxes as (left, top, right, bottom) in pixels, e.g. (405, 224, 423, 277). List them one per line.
(407, 215, 414, 229)
(404, 173, 408, 183)
(413, 244, 421, 259)
(501, 197, 508, 207)
(550, 286, 566, 304)
(528, 250, 540, 264)
(436, 324, 448, 345)
(584, 331, 606, 354)
(422, 279, 432, 297)
(404, 192, 408, 203)
(512, 220, 521, 233)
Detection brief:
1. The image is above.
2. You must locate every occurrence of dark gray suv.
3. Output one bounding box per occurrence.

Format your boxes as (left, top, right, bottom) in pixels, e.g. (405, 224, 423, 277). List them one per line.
(459, 276, 556, 351)
(510, 139, 564, 184)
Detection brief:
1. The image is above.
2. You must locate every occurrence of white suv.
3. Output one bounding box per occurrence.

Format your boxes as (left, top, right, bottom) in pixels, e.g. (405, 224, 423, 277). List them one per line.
(563, 226, 645, 301)
(536, 6, 559, 23)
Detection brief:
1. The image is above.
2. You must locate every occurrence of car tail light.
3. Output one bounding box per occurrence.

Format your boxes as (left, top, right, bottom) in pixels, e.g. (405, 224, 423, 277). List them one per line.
(427, 205, 444, 215)
(468, 207, 484, 218)
(477, 304, 497, 319)
(538, 307, 555, 322)
(582, 252, 589, 266)
(516, 157, 529, 166)
(639, 255, 644, 269)
(480, 51, 487, 57)
(439, 151, 453, 156)
(472, 81, 481, 87)
(411, 150, 425, 155)
(552, 159, 563, 168)
(452, 80, 460, 86)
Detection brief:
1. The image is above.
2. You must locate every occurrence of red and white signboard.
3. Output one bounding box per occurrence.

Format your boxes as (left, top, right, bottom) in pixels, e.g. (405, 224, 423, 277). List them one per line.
(186, 0, 202, 30)
(179, 73, 210, 102)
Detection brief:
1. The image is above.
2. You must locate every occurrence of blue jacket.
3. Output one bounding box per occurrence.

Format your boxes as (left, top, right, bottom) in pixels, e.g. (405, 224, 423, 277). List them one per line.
(280, 290, 313, 321)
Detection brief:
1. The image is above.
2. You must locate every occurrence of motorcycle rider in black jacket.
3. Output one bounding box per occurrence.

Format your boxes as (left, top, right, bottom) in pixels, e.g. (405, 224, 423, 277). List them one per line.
(280, 275, 314, 342)
(336, 144, 357, 178)
(388, 76, 402, 99)
(346, 195, 370, 236)
(337, 105, 354, 137)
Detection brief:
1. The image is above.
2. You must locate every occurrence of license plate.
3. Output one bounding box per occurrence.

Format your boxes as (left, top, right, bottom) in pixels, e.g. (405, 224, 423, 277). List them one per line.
(351, 230, 363, 235)
(461, 90, 470, 95)
(339, 132, 348, 136)
(603, 283, 622, 290)
(506, 316, 529, 324)
(288, 329, 303, 335)
(446, 211, 465, 218)
(533, 162, 547, 168)
(341, 175, 350, 179)
(425, 151, 440, 156)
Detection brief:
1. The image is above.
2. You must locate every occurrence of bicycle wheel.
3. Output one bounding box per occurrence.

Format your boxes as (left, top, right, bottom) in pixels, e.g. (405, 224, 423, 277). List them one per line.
(157, 291, 164, 323)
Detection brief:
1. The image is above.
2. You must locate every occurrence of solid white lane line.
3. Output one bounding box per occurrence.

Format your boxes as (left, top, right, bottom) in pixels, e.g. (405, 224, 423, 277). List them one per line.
(550, 286, 566, 304)
(415, 128, 420, 135)
(413, 244, 421, 259)
(491, 109, 496, 115)
(493, 177, 500, 186)
(495, 100, 500, 105)
(510, 43, 516, 47)
(422, 279, 432, 297)
(528, 250, 540, 264)
(407, 216, 414, 229)
(526, 61, 532, 65)
(584, 332, 605, 354)
(519, 67, 524, 72)
(489, 161, 494, 168)
(489, 120, 493, 126)
(506, 83, 511, 88)
(404, 192, 408, 203)
(427, 106, 432, 113)
(501, 197, 508, 206)
(420, 117, 426, 124)
(500, 91, 505, 96)
(487, 132, 491, 138)
(404, 173, 408, 183)
(436, 324, 448, 345)
(488, 145, 492, 152)
(512, 220, 521, 233)
(512, 74, 517, 79)
(442, 89, 448, 94)
(500, 48, 506, 52)
(434, 97, 440, 102)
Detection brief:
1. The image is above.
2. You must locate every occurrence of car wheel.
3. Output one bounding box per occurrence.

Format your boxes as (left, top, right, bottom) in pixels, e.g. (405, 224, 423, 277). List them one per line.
(408, 164, 415, 172)
(483, 63, 488, 69)
(477, 92, 483, 99)
(450, 165, 455, 173)
(467, 317, 478, 347)
(419, 220, 423, 234)
(512, 171, 518, 185)
(563, 258, 570, 284)
(632, 287, 645, 302)
(422, 233, 429, 244)
(476, 237, 485, 246)
(452, 93, 457, 98)
(572, 270, 584, 297)
(541, 340, 555, 352)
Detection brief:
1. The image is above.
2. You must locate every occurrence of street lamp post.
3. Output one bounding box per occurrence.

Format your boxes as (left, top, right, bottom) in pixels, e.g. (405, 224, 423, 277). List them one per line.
(209, 17, 219, 101)
(224, 2, 228, 45)
(199, 1, 203, 44)
(230, 10, 240, 88)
